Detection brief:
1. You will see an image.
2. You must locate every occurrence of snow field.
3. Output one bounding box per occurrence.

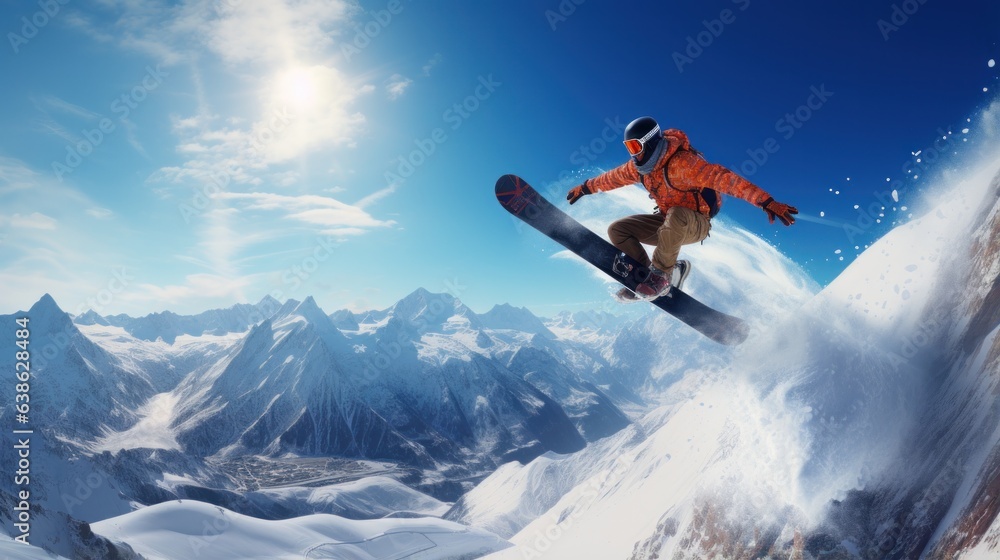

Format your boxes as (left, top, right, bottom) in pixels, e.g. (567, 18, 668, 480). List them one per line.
(92, 499, 510, 560)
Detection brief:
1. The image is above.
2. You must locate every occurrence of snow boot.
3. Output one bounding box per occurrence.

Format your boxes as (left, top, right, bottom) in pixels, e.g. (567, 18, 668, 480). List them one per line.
(672, 260, 691, 291)
(634, 265, 672, 300)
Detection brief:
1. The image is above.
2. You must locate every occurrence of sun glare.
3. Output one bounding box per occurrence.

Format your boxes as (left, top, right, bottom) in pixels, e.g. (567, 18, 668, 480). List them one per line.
(277, 66, 318, 110)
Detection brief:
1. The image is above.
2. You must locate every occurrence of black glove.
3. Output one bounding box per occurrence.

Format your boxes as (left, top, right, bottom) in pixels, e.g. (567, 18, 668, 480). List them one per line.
(566, 181, 592, 205)
(760, 197, 798, 226)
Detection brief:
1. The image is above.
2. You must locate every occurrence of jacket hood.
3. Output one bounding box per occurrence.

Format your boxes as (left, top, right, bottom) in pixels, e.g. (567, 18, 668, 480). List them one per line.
(635, 128, 689, 176)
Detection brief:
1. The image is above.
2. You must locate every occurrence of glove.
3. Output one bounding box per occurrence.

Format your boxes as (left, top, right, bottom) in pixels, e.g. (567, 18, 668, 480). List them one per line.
(566, 181, 592, 205)
(760, 197, 798, 226)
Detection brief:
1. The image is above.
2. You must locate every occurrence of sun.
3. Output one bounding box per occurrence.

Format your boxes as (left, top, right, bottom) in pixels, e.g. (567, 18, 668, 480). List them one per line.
(275, 66, 319, 111)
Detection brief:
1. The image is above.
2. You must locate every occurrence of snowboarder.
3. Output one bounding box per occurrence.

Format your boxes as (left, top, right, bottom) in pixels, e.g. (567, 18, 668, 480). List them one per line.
(566, 116, 798, 301)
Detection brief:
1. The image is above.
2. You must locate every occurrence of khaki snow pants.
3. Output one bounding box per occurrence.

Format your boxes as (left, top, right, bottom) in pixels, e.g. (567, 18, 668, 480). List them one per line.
(607, 207, 711, 272)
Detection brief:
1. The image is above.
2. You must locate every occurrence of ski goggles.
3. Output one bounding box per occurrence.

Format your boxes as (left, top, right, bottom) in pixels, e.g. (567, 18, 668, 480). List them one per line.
(623, 125, 660, 156)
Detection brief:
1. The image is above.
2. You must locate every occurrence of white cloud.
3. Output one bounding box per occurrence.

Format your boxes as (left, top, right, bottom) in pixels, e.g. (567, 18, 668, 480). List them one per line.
(34, 0, 406, 315)
(205, 0, 353, 66)
(355, 185, 396, 209)
(81, 0, 372, 175)
(217, 192, 395, 231)
(87, 207, 114, 219)
(135, 273, 252, 305)
(35, 95, 102, 120)
(0, 213, 58, 230)
(422, 53, 443, 77)
(0, 158, 42, 195)
(321, 227, 367, 237)
(386, 74, 413, 100)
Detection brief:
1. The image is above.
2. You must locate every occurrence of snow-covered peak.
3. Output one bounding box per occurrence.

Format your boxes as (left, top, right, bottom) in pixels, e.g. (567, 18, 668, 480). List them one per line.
(387, 287, 482, 333)
(480, 303, 555, 338)
(329, 308, 360, 330)
(548, 309, 627, 333)
(256, 294, 281, 310)
(26, 293, 73, 332)
(289, 296, 330, 325)
(73, 309, 110, 326)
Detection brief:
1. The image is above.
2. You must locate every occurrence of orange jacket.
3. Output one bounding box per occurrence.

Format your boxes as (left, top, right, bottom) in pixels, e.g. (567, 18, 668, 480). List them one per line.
(584, 129, 772, 216)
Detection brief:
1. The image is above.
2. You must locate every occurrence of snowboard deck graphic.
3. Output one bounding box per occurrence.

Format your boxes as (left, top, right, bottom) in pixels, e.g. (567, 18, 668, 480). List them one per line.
(495, 174, 749, 346)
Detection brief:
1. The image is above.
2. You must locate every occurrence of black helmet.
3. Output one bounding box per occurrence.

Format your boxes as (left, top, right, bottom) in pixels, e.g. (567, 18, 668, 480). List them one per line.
(623, 116, 662, 165)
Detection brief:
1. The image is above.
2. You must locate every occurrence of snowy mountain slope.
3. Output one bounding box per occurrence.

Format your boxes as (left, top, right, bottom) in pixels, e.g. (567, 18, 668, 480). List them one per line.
(0, 538, 72, 560)
(464, 154, 1000, 556)
(505, 346, 630, 440)
(0, 282, 638, 559)
(0, 489, 139, 559)
(472, 375, 800, 559)
(0, 295, 157, 437)
(92, 499, 510, 560)
(96, 296, 282, 344)
(155, 294, 601, 478)
(245, 476, 450, 519)
(479, 304, 556, 339)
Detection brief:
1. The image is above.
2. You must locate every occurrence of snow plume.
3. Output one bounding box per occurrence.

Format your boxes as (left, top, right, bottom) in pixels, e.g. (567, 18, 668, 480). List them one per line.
(471, 113, 1000, 558)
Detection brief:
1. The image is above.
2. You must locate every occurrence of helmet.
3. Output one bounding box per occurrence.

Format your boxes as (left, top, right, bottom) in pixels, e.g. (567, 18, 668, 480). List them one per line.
(623, 116, 662, 165)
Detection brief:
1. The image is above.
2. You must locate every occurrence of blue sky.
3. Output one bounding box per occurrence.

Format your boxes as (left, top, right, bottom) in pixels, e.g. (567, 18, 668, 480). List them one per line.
(1, 0, 997, 317)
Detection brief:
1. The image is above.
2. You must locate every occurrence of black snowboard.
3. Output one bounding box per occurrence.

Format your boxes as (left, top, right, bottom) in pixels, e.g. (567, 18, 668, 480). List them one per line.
(495, 174, 749, 346)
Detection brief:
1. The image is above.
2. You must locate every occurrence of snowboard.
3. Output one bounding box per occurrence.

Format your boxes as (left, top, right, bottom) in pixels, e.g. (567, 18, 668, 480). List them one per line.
(495, 174, 749, 346)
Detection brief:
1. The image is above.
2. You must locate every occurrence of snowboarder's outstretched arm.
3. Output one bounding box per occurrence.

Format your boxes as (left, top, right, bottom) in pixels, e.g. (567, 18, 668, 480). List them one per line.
(566, 162, 639, 204)
(669, 151, 798, 226)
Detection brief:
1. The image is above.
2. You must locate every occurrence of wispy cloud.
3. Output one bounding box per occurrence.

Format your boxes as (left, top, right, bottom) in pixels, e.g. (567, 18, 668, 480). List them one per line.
(133, 273, 252, 306)
(87, 207, 113, 219)
(0, 213, 58, 230)
(386, 74, 413, 100)
(216, 192, 396, 233)
(355, 185, 397, 209)
(34, 95, 102, 120)
(79, 0, 371, 176)
(422, 53, 443, 77)
(0, 159, 134, 315)
(0, 158, 42, 195)
(9, 0, 404, 315)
